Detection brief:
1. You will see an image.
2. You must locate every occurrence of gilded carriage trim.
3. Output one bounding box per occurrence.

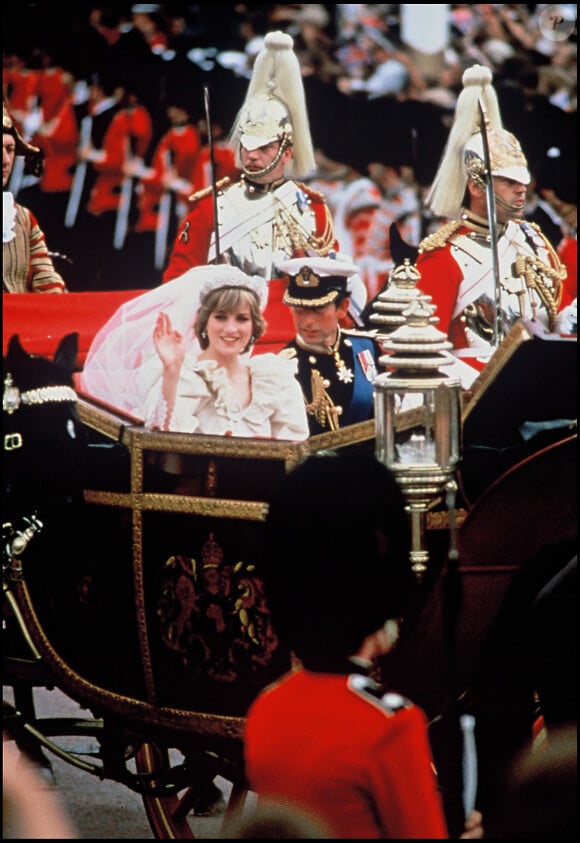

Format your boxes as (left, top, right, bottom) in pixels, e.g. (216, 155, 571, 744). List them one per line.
(10, 578, 246, 739)
(303, 410, 435, 454)
(128, 427, 306, 461)
(306, 419, 375, 451)
(83, 490, 268, 520)
(461, 320, 532, 424)
(78, 397, 136, 441)
(139, 494, 269, 520)
(83, 489, 133, 507)
(427, 509, 467, 530)
(132, 507, 157, 703)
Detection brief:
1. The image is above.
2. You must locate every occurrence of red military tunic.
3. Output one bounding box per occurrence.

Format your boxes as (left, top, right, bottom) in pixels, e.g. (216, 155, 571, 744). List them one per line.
(86, 104, 153, 216)
(32, 97, 79, 194)
(36, 66, 74, 121)
(163, 177, 337, 283)
(245, 667, 449, 839)
(191, 143, 240, 194)
(416, 211, 572, 373)
(134, 123, 202, 234)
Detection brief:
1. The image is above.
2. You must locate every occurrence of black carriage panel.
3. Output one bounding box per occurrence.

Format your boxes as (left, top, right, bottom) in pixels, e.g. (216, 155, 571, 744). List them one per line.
(141, 509, 291, 716)
(74, 399, 311, 722)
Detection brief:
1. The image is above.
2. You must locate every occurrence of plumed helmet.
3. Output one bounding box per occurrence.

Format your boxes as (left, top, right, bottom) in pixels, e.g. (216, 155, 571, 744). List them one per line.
(229, 31, 315, 178)
(3, 100, 45, 178)
(235, 95, 293, 152)
(464, 128, 530, 187)
(425, 65, 530, 218)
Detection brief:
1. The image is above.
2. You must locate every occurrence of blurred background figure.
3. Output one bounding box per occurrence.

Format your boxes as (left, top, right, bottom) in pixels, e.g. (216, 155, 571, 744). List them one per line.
(3, 739, 78, 839)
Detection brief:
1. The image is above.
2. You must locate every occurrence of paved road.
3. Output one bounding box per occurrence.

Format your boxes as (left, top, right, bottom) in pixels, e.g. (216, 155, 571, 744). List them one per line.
(3, 685, 240, 839)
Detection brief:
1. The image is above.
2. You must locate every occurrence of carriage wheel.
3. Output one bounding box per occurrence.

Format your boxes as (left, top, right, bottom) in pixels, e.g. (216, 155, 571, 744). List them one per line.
(135, 743, 249, 839)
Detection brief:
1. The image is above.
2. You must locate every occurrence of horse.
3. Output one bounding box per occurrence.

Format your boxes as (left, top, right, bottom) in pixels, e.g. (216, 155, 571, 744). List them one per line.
(3, 332, 87, 779)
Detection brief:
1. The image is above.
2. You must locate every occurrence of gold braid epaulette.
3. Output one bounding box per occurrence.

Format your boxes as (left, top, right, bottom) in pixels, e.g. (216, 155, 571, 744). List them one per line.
(188, 177, 232, 202)
(418, 220, 463, 253)
(296, 181, 336, 254)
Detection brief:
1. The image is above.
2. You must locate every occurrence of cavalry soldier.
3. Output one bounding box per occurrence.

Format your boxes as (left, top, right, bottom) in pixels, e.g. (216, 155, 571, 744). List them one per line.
(162, 31, 345, 334)
(416, 65, 573, 377)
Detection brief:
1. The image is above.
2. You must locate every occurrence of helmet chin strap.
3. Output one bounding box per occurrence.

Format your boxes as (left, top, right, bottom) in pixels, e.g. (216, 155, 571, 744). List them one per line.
(494, 192, 522, 216)
(472, 173, 522, 218)
(241, 139, 290, 181)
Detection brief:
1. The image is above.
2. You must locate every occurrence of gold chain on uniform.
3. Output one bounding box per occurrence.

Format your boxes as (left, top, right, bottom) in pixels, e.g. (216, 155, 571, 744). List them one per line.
(306, 370, 340, 431)
(272, 196, 336, 256)
(514, 234, 566, 331)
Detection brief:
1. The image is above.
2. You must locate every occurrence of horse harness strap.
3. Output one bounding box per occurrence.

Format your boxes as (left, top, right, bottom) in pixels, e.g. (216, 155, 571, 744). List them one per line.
(3, 372, 77, 451)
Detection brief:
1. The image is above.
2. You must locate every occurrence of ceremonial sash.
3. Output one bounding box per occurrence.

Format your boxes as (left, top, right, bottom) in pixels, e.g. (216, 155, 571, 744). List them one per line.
(207, 181, 312, 262)
(345, 335, 377, 425)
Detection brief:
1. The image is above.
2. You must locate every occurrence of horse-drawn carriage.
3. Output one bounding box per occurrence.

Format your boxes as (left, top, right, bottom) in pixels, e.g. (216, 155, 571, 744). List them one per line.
(3, 297, 576, 838)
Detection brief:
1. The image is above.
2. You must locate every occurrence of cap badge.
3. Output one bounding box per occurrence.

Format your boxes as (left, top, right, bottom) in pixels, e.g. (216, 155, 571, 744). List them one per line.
(296, 267, 320, 288)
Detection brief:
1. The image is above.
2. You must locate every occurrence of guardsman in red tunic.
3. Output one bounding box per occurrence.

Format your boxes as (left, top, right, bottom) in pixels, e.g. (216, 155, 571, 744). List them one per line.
(245, 452, 483, 839)
(69, 77, 152, 289)
(133, 102, 202, 236)
(127, 95, 202, 279)
(27, 76, 79, 255)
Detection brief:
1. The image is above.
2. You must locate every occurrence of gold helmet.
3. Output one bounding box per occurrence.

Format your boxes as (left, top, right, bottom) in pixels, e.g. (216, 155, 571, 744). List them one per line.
(229, 31, 315, 179)
(3, 100, 44, 178)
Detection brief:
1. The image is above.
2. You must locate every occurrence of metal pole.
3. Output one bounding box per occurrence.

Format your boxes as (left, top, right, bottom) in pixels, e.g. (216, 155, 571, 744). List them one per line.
(203, 86, 221, 263)
(478, 101, 502, 348)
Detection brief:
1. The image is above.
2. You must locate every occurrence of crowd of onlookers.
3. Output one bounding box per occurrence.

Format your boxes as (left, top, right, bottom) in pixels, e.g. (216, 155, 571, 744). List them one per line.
(3, 3, 577, 293)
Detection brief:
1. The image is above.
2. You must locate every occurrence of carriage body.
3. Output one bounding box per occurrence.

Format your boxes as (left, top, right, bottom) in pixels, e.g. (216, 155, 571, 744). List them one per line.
(3, 318, 576, 838)
(4, 382, 383, 789)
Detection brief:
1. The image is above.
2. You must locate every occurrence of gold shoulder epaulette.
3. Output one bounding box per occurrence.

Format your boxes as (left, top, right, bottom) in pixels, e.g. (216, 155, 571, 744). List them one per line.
(418, 220, 463, 253)
(296, 181, 326, 202)
(188, 177, 232, 202)
(528, 221, 542, 234)
(278, 347, 297, 360)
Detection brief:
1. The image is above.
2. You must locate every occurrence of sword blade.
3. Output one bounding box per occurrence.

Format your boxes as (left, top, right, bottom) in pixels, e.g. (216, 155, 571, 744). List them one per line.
(113, 177, 134, 250)
(154, 192, 172, 269)
(65, 115, 93, 229)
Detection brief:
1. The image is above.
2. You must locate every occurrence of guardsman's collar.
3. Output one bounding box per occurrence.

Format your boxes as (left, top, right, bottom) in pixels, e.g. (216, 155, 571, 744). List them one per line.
(461, 208, 505, 237)
(242, 174, 287, 196)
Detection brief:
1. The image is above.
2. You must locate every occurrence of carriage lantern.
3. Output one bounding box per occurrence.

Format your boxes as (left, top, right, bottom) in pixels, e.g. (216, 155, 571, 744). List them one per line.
(374, 295, 462, 578)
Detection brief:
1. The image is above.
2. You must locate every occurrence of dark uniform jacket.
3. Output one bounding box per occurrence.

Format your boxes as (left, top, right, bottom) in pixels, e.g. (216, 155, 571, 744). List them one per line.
(279, 329, 381, 435)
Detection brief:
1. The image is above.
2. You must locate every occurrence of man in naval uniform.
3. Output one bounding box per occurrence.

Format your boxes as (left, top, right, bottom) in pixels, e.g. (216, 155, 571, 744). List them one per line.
(415, 65, 572, 378)
(278, 256, 382, 436)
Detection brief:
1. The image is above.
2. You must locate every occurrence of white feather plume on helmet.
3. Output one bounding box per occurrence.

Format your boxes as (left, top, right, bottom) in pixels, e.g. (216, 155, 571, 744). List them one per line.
(229, 30, 316, 179)
(425, 65, 530, 219)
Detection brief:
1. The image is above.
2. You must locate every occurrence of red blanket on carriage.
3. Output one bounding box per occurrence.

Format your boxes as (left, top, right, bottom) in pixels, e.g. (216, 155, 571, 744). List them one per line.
(2, 280, 296, 367)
